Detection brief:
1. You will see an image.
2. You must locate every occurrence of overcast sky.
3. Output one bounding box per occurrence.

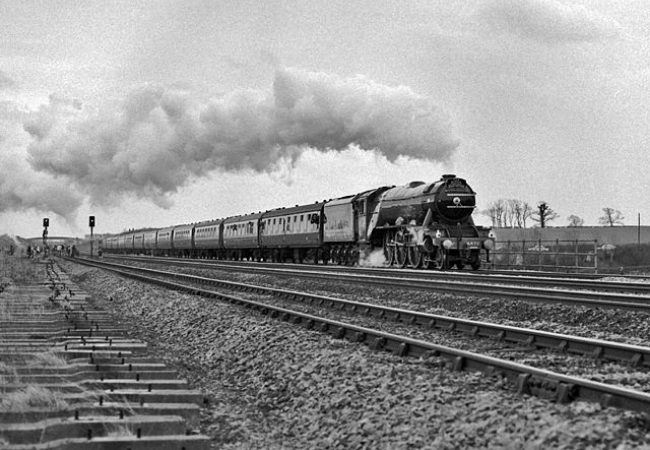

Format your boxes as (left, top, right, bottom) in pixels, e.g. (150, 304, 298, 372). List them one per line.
(1, 0, 649, 238)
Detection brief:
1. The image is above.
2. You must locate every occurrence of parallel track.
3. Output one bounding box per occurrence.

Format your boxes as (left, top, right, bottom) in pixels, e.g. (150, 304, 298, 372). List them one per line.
(70, 256, 650, 414)
(103, 255, 650, 310)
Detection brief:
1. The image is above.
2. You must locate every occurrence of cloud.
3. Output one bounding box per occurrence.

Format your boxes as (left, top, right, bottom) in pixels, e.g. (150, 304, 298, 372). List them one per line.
(24, 67, 459, 209)
(478, 0, 622, 44)
(1, 101, 84, 219)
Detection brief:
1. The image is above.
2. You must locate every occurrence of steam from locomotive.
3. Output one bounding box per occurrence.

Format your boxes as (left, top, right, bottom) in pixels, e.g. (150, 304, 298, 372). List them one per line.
(23, 67, 459, 211)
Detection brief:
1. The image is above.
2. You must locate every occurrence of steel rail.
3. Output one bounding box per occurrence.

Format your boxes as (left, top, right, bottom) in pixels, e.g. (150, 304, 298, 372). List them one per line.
(102, 255, 650, 310)
(105, 255, 650, 295)
(69, 257, 650, 413)
(71, 258, 650, 367)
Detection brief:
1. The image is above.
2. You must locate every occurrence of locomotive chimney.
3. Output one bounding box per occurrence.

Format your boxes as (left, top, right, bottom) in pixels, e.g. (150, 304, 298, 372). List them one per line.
(441, 174, 456, 180)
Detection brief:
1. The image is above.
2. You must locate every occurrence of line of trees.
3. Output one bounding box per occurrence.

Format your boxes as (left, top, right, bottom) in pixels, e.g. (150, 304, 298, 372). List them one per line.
(481, 200, 624, 228)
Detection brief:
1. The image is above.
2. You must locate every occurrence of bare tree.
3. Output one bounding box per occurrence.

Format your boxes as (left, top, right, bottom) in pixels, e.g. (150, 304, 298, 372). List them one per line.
(504, 199, 518, 227)
(483, 198, 534, 228)
(482, 200, 507, 227)
(598, 208, 624, 226)
(510, 199, 534, 228)
(531, 201, 559, 228)
(567, 215, 584, 227)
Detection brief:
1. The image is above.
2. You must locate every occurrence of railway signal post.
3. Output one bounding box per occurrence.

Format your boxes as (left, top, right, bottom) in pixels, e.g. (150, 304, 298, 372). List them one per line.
(89, 215, 95, 256)
(42, 217, 49, 256)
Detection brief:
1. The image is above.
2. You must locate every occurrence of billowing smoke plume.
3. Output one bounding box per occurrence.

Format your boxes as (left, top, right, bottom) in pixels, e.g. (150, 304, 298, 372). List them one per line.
(25, 67, 459, 208)
(1, 99, 84, 219)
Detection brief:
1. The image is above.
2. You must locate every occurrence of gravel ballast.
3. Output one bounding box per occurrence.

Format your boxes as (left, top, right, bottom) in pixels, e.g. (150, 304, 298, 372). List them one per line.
(61, 261, 650, 449)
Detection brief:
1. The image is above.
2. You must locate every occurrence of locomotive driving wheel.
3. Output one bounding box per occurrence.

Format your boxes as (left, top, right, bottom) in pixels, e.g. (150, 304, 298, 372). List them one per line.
(394, 231, 408, 268)
(383, 231, 395, 266)
(407, 246, 423, 269)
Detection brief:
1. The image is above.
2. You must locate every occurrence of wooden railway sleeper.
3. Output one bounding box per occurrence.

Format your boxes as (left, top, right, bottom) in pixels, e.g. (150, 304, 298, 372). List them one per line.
(396, 342, 409, 357)
(592, 346, 604, 359)
(630, 353, 643, 367)
(333, 326, 346, 339)
(517, 374, 578, 403)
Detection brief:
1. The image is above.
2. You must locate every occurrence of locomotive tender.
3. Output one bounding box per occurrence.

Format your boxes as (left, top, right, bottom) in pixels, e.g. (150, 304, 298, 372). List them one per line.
(104, 174, 494, 269)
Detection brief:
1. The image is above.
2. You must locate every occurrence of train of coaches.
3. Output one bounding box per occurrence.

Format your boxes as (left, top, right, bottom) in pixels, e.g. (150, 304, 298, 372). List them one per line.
(102, 174, 495, 270)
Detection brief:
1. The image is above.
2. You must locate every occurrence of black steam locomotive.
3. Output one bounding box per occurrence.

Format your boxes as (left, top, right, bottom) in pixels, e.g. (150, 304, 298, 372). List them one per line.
(104, 174, 494, 269)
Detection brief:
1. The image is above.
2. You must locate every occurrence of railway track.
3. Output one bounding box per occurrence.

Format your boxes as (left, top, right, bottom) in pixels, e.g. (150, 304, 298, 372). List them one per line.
(103, 255, 650, 293)
(103, 255, 650, 310)
(0, 258, 209, 449)
(68, 256, 650, 414)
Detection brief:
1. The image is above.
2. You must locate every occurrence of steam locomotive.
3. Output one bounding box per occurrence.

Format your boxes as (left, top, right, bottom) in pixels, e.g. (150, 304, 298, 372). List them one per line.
(103, 174, 495, 269)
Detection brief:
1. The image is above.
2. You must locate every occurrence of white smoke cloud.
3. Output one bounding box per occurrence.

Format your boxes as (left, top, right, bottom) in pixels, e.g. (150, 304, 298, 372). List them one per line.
(23, 67, 459, 209)
(1, 100, 84, 220)
(359, 249, 388, 267)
